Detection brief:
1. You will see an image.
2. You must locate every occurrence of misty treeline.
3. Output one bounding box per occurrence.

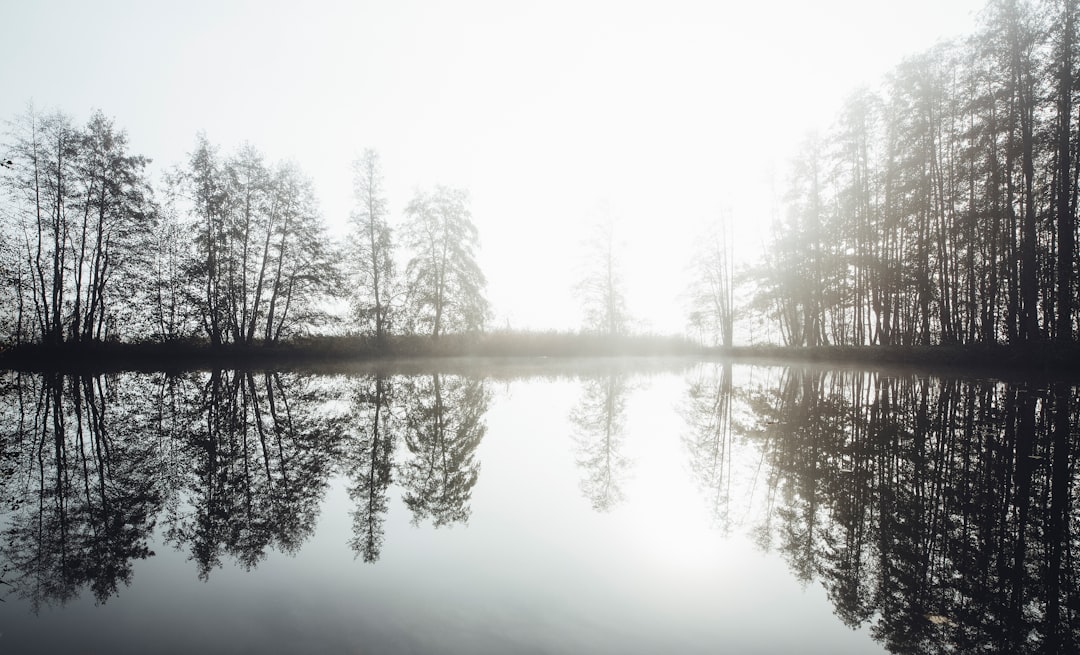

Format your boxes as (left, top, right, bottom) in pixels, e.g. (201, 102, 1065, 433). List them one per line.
(0, 112, 488, 347)
(760, 0, 1079, 346)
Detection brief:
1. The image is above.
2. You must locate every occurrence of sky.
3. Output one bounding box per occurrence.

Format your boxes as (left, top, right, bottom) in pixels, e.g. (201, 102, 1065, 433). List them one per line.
(0, 0, 987, 336)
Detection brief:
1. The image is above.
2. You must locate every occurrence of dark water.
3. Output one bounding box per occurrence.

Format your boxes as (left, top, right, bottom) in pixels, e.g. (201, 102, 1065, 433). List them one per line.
(0, 361, 1076, 654)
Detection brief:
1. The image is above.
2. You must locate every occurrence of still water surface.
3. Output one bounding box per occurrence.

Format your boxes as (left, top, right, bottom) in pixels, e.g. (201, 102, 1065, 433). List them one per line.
(0, 360, 1075, 654)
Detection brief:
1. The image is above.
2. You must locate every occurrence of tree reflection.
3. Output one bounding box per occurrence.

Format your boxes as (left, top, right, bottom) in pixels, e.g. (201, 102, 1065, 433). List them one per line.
(0, 372, 163, 611)
(162, 370, 342, 580)
(571, 374, 630, 512)
(398, 374, 489, 527)
(0, 367, 494, 599)
(682, 363, 736, 531)
(733, 369, 1080, 655)
(343, 373, 398, 562)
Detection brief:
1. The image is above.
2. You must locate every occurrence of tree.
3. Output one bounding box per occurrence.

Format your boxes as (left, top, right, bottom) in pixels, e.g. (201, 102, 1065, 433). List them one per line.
(756, 0, 1080, 349)
(148, 196, 197, 341)
(69, 111, 153, 343)
(5, 109, 78, 345)
(687, 212, 735, 347)
(765, 132, 829, 346)
(181, 133, 227, 345)
(401, 186, 488, 337)
(349, 149, 395, 341)
(1050, 0, 1077, 341)
(259, 162, 342, 342)
(1, 107, 153, 345)
(175, 137, 341, 345)
(577, 214, 630, 336)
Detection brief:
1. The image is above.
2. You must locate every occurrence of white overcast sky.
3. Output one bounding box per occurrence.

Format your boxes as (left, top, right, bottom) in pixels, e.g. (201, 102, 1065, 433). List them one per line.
(0, 0, 985, 335)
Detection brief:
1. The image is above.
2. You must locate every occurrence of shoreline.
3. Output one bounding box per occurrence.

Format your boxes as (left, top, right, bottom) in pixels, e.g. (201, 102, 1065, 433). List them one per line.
(2, 335, 1079, 377)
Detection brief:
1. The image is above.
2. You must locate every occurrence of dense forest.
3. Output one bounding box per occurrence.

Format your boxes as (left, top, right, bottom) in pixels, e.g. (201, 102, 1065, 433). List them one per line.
(758, 0, 1080, 347)
(1, 0, 1077, 353)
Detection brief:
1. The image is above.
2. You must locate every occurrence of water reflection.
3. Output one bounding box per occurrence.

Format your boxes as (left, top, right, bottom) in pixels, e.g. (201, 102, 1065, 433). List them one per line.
(160, 370, 343, 580)
(399, 374, 489, 528)
(0, 364, 1076, 654)
(0, 373, 163, 611)
(720, 366, 1080, 654)
(343, 373, 397, 562)
(681, 362, 736, 532)
(570, 374, 630, 512)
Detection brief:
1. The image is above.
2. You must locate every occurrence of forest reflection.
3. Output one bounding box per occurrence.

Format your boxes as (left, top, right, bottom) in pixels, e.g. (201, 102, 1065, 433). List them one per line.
(0, 366, 1077, 654)
(705, 365, 1080, 655)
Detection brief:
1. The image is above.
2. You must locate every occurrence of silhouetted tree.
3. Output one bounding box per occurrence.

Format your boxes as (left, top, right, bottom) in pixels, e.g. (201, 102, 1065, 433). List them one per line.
(147, 198, 196, 341)
(174, 137, 341, 345)
(259, 162, 342, 341)
(180, 133, 227, 345)
(401, 186, 488, 337)
(1, 108, 154, 345)
(349, 149, 396, 341)
(1050, 0, 1077, 341)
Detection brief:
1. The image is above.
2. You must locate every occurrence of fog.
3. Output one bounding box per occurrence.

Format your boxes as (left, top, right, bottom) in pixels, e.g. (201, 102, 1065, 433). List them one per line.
(0, 0, 982, 335)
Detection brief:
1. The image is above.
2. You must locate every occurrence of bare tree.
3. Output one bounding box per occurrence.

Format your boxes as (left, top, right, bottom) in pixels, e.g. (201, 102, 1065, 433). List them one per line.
(687, 211, 735, 347)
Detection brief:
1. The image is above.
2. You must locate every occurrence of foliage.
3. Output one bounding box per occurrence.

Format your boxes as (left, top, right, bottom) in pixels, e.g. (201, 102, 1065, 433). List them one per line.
(348, 149, 396, 340)
(0, 107, 154, 345)
(172, 136, 342, 345)
(401, 186, 489, 337)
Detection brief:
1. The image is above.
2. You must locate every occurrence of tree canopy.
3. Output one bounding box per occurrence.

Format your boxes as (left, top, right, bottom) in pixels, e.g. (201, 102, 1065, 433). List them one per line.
(401, 186, 489, 338)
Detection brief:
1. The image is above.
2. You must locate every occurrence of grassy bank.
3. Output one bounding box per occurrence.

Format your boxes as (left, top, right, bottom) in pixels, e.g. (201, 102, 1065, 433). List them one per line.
(2, 333, 1080, 376)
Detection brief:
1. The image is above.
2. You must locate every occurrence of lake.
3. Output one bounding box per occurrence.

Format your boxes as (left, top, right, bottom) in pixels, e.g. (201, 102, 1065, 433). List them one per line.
(0, 359, 1075, 654)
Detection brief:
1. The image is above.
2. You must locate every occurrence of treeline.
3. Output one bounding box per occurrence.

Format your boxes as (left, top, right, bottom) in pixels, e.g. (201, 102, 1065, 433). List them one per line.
(760, 0, 1079, 347)
(0, 111, 487, 347)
